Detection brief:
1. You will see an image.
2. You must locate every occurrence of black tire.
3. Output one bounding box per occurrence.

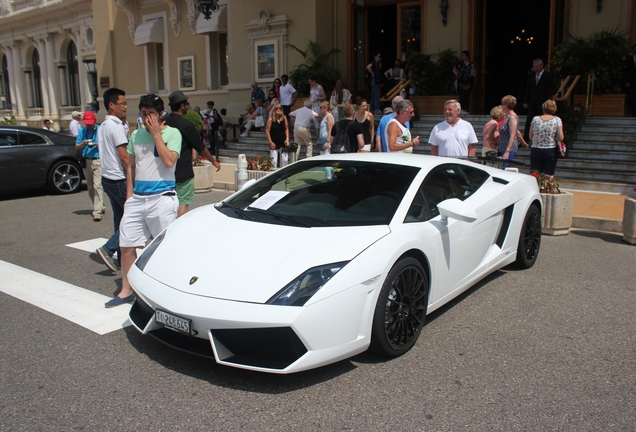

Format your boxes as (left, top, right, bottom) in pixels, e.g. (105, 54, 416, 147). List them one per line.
(48, 160, 82, 194)
(515, 203, 541, 269)
(369, 257, 429, 357)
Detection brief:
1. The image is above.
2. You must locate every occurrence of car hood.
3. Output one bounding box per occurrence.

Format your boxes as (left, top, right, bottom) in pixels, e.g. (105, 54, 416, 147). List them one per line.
(140, 206, 390, 303)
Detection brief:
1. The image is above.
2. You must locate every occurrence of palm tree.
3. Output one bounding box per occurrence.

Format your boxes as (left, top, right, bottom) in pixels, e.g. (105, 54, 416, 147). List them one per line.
(288, 40, 342, 97)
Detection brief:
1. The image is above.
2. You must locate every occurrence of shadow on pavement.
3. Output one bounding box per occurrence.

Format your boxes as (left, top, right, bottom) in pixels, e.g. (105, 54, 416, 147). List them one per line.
(570, 229, 625, 245)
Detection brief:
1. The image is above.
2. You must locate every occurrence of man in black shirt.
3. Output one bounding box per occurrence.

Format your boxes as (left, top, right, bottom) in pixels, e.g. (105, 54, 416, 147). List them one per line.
(164, 91, 221, 217)
(328, 103, 365, 153)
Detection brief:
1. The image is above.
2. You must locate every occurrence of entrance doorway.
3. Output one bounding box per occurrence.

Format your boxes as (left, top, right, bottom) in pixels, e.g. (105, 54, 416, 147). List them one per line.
(479, 0, 555, 112)
(350, 2, 422, 94)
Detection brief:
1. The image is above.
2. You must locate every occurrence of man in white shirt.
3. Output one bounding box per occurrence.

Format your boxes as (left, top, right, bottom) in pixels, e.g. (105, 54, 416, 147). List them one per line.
(96, 88, 129, 273)
(290, 99, 319, 160)
(279, 74, 297, 120)
(428, 100, 477, 158)
(69, 111, 81, 137)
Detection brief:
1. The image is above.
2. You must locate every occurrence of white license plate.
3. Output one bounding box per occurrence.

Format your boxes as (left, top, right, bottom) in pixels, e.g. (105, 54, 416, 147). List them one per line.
(155, 309, 191, 335)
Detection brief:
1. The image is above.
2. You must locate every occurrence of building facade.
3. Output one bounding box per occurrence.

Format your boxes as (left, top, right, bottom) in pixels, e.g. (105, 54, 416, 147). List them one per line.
(1, 0, 634, 129)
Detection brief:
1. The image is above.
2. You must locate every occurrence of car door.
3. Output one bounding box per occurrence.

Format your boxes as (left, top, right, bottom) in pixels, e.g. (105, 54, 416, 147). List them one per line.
(0, 129, 29, 192)
(407, 163, 502, 306)
(18, 130, 51, 186)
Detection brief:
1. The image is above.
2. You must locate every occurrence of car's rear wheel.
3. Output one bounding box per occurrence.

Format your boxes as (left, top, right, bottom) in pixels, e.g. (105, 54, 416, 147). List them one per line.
(370, 257, 428, 357)
(515, 203, 541, 269)
(48, 160, 82, 194)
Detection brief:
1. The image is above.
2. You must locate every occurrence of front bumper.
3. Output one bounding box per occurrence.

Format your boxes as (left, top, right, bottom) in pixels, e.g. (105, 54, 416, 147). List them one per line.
(128, 264, 380, 374)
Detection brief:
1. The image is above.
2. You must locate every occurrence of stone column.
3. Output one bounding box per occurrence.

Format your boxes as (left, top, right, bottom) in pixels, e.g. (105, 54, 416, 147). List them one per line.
(33, 36, 50, 114)
(44, 34, 59, 116)
(10, 42, 26, 118)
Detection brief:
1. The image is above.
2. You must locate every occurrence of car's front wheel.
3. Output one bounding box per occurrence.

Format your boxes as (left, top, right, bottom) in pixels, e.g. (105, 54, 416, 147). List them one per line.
(48, 160, 82, 194)
(370, 257, 429, 357)
(515, 203, 541, 269)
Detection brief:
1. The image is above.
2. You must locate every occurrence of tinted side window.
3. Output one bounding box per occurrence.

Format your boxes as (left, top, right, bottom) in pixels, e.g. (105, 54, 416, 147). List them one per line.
(18, 131, 47, 145)
(460, 165, 490, 194)
(0, 130, 18, 146)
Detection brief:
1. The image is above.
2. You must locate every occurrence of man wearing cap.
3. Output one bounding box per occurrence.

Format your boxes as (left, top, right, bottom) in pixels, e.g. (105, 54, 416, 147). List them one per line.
(75, 111, 104, 221)
(69, 111, 82, 137)
(164, 91, 221, 217)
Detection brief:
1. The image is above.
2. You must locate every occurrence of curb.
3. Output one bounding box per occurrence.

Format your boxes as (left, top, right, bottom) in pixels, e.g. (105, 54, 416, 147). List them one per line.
(572, 216, 622, 233)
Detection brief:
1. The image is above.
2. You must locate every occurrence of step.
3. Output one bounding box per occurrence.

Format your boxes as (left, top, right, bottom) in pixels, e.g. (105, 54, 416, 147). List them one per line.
(571, 141, 636, 152)
(582, 117, 636, 126)
(579, 125, 636, 134)
(576, 133, 636, 143)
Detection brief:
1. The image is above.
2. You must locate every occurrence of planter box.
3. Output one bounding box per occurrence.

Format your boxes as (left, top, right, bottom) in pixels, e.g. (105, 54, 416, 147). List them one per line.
(193, 162, 214, 193)
(409, 95, 459, 115)
(541, 191, 573, 236)
(234, 169, 275, 191)
(573, 94, 627, 117)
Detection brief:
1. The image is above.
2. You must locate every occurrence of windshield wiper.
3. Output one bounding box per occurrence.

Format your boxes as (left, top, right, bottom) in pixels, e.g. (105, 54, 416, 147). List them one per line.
(218, 201, 255, 220)
(246, 207, 332, 227)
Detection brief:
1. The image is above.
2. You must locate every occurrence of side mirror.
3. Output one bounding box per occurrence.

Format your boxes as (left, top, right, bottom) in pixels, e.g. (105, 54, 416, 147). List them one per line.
(437, 198, 477, 225)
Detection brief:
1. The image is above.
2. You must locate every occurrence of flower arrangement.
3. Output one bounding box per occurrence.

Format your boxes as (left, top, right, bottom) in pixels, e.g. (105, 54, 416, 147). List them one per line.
(247, 156, 275, 171)
(531, 170, 561, 194)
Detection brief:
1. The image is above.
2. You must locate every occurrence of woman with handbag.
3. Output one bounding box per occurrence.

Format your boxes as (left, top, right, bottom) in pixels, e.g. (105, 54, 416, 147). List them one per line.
(239, 99, 266, 137)
(529, 99, 564, 178)
(265, 103, 290, 168)
(354, 97, 375, 152)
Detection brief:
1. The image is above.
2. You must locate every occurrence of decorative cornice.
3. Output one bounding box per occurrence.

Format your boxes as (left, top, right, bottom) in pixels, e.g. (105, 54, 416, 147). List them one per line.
(113, 0, 137, 40)
(243, 10, 290, 39)
(184, 0, 198, 35)
(163, 0, 181, 37)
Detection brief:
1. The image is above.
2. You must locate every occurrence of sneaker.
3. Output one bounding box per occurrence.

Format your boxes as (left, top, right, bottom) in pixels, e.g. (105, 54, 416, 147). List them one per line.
(93, 214, 102, 221)
(460, 110, 469, 115)
(239, 133, 249, 137)
(96, 246, 118, 272)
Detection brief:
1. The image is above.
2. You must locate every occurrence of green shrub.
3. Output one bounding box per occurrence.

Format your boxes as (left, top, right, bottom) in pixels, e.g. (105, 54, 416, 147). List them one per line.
(288, 40, 341, 98)
(183, 109, 203, 132)
(405, 48, 457, 96)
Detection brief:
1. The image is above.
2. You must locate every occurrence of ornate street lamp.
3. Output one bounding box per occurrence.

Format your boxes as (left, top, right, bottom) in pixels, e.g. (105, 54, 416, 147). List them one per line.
(196, 0, 220, 20)
(83, 60, 99, 112)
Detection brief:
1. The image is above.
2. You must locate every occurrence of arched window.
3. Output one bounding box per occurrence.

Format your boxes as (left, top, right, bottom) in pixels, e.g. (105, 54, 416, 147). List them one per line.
(32, 50, 43, 108)
(1, 56, 11, 110)
(66, 42, 80, 106)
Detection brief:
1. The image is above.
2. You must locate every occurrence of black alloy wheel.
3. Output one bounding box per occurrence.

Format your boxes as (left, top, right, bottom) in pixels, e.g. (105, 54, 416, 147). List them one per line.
(48, 160, 82, 194)
(370, 257, 429, 357)
(515, 203, 541, 269)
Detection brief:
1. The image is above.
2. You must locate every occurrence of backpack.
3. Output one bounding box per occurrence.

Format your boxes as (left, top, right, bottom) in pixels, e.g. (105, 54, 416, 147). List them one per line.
(331, 121, 353, 153)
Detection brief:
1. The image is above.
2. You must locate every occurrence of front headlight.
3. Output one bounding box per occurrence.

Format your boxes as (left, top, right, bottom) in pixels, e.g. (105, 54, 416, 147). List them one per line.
(266, 262, 348, 306)
(135, 230, 167, 271)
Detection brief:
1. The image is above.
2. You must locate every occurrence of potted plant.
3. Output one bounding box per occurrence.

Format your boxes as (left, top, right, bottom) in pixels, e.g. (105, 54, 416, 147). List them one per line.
(288, 40, 341, 98)
(192, 156, 215, 193)
(552, 29, 631, 116)
(557, 102, 585, 149)
(531, 170, 573, 236)
(404, 48, 458, 114)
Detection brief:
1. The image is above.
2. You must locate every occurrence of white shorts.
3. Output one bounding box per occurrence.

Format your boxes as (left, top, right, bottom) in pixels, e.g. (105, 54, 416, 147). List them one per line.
(119, 192, 178, 248)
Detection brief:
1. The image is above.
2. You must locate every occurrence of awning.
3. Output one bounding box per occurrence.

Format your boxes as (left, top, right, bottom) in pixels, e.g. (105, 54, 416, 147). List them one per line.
(134, 19, 164, 46)
(196, 4, 227, 34)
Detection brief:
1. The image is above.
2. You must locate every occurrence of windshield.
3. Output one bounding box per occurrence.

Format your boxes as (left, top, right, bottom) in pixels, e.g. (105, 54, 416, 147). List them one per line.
(218, 159, 420, 227)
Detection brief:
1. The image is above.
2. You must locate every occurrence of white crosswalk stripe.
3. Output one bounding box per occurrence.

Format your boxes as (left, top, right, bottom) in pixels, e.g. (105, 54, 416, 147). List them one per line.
(0, 241, 133, 335)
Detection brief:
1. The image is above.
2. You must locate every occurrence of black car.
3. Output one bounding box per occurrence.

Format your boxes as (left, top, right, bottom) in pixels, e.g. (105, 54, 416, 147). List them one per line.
(0, 125, 83, 194)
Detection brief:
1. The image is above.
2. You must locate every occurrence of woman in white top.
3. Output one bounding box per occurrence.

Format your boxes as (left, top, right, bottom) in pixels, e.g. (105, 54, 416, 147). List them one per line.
(308, 76, 326, 131)
(529, 99, 564, 177)
(385, 59, 405, 83)
(317, 101, 334, 155)
(329, 79, 352, 121)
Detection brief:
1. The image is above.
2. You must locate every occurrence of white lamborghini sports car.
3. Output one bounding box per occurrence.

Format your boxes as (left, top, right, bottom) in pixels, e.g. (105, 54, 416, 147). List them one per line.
(128, 153, 542, 374)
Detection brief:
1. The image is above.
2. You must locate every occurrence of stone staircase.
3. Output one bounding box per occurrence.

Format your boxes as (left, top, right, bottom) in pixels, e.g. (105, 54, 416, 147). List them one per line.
(217, 114, 636, 194)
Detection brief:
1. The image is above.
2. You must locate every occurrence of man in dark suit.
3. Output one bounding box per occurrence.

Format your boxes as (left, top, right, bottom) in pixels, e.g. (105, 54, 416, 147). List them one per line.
(625, 44, 636, 117)
(523, 59, 555, 142)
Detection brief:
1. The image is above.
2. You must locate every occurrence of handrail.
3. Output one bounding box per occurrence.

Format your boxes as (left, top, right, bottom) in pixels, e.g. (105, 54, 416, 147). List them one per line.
(381, 79, 411, 101)
(553, 75, 581, 102)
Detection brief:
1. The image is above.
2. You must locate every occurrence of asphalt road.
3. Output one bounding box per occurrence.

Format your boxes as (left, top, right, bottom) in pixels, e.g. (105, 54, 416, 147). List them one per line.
(1, 186, 635, 431)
